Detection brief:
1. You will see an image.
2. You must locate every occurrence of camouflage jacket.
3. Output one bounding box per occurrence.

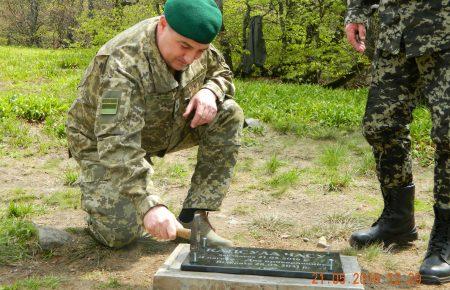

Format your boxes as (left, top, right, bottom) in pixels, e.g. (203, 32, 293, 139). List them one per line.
(67, 16, 235, 221)
(345, 0, 450, 57)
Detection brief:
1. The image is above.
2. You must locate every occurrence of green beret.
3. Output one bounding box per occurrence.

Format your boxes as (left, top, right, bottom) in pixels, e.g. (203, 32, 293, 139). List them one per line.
(164, 0, 222, 44)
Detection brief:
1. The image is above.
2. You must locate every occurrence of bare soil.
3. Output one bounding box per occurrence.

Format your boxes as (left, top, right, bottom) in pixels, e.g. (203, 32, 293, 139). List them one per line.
(0, 128, 443, 289)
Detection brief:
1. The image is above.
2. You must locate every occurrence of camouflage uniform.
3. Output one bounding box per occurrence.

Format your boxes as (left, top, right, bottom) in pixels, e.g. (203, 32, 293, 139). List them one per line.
(346, 0, 450, 209)
(66, 17, 244, 248)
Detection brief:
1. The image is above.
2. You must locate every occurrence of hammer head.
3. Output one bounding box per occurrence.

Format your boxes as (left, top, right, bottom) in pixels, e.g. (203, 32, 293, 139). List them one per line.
(190, 211, 203, 251)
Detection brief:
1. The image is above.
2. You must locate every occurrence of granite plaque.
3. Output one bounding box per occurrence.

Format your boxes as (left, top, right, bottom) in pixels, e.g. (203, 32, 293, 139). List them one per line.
(181, 246, 344, 280)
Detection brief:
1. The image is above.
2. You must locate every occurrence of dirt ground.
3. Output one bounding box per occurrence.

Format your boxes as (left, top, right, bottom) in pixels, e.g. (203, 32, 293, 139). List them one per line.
(0, 127, 444, 289)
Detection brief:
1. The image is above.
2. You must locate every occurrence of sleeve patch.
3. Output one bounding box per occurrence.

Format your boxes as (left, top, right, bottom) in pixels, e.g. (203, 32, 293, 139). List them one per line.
(101, 90, 121, 115)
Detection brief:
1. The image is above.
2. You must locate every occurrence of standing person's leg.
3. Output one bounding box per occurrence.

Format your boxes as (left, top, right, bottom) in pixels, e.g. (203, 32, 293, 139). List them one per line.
(417, 50, 450, 285)
(350, 50, 420, 247)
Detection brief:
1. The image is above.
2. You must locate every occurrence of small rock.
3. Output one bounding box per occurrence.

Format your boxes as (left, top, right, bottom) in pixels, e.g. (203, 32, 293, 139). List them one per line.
(36, 225, 74, 250)
(302, 238, 310, 242)
(280, 234, 290, 239)
(317, 236, 329, 248)
(228, 218, 240, 225)
(244, 118, 264, 129)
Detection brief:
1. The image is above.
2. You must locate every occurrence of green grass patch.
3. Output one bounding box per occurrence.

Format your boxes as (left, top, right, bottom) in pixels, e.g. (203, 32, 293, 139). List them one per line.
(299, 213, 362, 240)
(319, 144, 348, 169)
(1, 275, 61, 290)
(44, 189, 81, 209)
(267, 168, 300, 188)
(326, 171, 352, 192)
(0, 46, 437, 162)
(232, 205, 255, 216)
(251, 215, 294, 234)
(414, 198, 433, 213)
(97, 277, 121, 289)
(356, 151, 375, 176)
(0, 117, 33, 149)
(235, 80, 366, 138)
(0, 213, 37, 264)
(63, 169, 79, 186)
(264, 155, 285, 174)
(7, 188, 37, 203)
(362, 243, 384, 262)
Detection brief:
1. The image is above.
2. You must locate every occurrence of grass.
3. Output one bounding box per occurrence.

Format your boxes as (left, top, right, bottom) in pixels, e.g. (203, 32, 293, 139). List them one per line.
(7, 189, 37, 203)
(319, 144, 348, 169)
(0, 46, 436, 162)
(0, 275, 61, 290)
(0, 215, 37, 265)
(267, 168, 300, 188)
(44, 189, 81, 209)
(63, 169, 79, 186)
(264, 155, 285, 174)
(363, 243, 384, 262)
(97, 277, 121, 289)
(232, 204, 255, 216)
(251, 215, 294, 235)
(299, 213, 362, 240)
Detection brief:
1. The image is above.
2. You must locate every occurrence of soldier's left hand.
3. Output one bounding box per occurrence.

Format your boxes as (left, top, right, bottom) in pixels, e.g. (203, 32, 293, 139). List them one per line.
(183, 89, 217, 128)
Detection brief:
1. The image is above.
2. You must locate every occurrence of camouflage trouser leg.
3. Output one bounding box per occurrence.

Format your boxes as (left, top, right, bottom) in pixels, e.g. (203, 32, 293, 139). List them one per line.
(166, 99, 244, 210)
(416, 50, 450, 209)
(363, 50, 419, 189)
(364, 49, 450, 209)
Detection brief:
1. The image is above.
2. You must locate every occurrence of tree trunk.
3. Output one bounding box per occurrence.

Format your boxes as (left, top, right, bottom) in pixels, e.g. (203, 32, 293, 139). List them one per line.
(28, 0, 41, 46)
(88, 0, 94, 18)
(215, 0, 233, 71)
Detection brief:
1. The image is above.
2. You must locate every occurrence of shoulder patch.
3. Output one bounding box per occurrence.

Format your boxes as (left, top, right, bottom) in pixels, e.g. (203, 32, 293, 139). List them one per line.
(101, 90, 121, 115)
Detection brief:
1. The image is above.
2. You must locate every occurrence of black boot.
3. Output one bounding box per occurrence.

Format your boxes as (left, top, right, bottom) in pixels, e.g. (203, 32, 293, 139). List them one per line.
(419, 206, 450, 285)
(349, 184, 418, 248)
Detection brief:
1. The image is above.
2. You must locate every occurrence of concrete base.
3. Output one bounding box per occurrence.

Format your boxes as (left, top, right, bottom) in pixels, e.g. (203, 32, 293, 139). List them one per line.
(153, 244, 364, 290)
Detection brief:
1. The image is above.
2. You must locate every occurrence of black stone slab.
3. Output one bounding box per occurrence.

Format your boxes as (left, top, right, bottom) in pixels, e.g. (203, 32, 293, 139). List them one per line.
(181, 246, 344, 281)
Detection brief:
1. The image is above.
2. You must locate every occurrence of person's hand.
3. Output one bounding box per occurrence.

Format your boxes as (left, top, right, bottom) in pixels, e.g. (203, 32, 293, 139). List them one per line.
(183, 89, 217, 128)
(143, 205, 182, 240)
(345, 23, 366, 53)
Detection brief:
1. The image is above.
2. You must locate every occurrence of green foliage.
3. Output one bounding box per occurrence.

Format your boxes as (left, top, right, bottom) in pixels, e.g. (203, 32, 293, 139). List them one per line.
(5, 94, 67, 122)
(74, 1, 159, 47)
(221, 0, 369, 83)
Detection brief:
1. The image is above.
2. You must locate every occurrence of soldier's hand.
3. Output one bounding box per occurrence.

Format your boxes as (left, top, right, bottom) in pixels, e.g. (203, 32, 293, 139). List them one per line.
(143, 205, 182, 240)
(183, 89, 217, 128)
(345, 23, 366, 53)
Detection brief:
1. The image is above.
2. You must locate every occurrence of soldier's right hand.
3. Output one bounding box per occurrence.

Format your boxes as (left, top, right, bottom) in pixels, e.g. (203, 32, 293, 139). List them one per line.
(143, 205, 183, 240)
(345, 23, 366, 53)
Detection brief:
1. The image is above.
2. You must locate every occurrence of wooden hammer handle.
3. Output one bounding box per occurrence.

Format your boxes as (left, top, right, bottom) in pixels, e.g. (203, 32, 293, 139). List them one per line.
(177, 227, 191, 240)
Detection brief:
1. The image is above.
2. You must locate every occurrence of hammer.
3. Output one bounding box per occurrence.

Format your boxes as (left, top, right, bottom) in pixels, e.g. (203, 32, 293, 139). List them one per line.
(176, 227, 191, 240)
(176, 212, 203, 249)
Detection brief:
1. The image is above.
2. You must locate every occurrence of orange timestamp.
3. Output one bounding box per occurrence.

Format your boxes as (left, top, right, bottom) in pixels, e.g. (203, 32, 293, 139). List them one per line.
(311, 271, 422, 286)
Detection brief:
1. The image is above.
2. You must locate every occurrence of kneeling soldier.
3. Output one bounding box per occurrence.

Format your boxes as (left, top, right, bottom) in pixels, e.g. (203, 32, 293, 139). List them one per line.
(67, 0, 243, 248)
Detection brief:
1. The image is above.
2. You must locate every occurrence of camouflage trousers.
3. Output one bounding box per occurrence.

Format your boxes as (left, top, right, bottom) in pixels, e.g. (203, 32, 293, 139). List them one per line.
(363, 49, 450, 209)
(77, 99, 244, 248)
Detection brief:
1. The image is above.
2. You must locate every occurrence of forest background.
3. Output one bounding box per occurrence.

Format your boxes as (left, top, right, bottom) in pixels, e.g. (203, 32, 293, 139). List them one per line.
(0, 0, 377, 85)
